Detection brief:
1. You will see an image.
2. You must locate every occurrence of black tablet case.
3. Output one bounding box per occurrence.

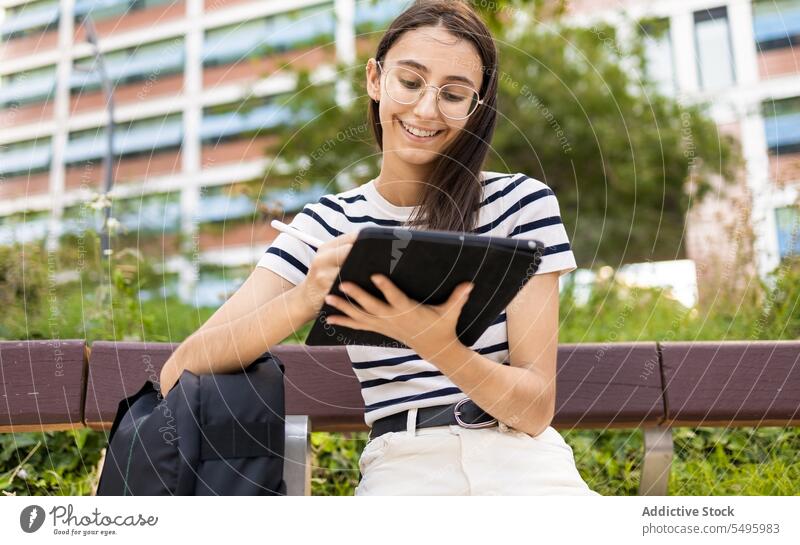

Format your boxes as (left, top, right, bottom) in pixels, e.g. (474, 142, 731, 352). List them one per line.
(305, 226, 544, 349)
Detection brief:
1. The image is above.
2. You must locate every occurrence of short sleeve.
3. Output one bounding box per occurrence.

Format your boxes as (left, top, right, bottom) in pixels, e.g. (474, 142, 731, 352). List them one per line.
(508, 174, 577, 277)
(256, 200, 337, 286)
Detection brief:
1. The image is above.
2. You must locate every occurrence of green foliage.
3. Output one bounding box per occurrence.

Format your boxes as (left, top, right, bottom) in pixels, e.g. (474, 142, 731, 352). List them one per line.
(1, 429, 106, 496)
(0, 242, 49, 338)
(310, 432, 369, 496)
(489, 20, 740, 266)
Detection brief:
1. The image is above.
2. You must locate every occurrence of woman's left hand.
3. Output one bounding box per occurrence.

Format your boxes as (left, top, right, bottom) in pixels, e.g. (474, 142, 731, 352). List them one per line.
(324, 274, 474, 359)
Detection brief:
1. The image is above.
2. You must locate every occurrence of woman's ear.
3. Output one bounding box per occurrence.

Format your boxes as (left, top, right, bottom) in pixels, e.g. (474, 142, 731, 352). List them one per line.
(366, 58, 381, 103)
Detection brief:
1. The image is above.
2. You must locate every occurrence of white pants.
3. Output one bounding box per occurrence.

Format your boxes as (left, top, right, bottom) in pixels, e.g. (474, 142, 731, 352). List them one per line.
(355, 408, 602, 496)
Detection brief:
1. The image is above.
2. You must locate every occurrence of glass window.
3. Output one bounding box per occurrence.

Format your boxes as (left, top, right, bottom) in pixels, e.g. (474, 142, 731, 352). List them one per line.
(200, 94, 296, 144)
(0, 210, 50, 245)
(71, 37, 184, 92)
(197, 184, 259, 224)
(355, 0, 412, 34)
(62, 203, 105, 236)
(0, 137, 52, 177)
(194, 265, 250, 308)
(775, 205, 800, 259)
(639, 18, 676, 96)
(262, 183, 328, 214)
(752, 0, 800, 52)
(0, 64, 57, 108)
(65, 113, 183, 164)
(111, 191, 181, 235)
(74, 0, 174, 22)
(694, 7, 736, 91)
(196, 181, 328, 225)
(202, 3, 335, 67)
(763, 96, 800, 154)
(0, 0, 59, 40)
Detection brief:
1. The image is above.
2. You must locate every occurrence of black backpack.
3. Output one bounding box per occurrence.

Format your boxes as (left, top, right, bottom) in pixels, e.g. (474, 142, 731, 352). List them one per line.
(97, 352, 286, 495)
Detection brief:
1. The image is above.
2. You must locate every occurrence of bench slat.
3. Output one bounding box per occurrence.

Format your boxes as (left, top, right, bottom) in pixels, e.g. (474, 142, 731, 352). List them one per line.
(661, 340, 800, 426)
(83, 341, 666, 432)
(553, 343, 664, 429)
(0, 340, 86, 432)
(84, 341, 177, 430)
(273, 345, 367, 432)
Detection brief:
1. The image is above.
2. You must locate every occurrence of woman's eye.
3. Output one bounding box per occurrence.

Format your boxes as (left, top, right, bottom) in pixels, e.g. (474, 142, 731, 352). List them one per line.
(442, 92, 466, 102)
(400, 78, 421, 89)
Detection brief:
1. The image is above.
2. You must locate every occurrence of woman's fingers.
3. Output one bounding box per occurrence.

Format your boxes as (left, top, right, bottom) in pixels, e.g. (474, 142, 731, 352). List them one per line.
(337, 281, 387, 315)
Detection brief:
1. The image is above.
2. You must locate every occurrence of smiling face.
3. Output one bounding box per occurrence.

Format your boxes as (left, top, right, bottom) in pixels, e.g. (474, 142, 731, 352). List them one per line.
(366, 25, 484, 173)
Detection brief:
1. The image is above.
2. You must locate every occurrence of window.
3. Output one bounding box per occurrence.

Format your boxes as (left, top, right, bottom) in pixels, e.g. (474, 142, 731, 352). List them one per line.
(73, 0, 174, 23)
(355, 0, 412, 34)
(694, 7, 736, 91)
(65, 113, 183, 164)
(0, 0, 59, 40)
(200, 95, 295, 144)
(752, 0, 800, 52)
(763, 96, 800, 155)
(62, 203, 104, 236)
(194, 265, 250, 308)
(71, 37, 184, 92)
(111, 191, 181, 235)
(0, 137, 52, 177)
(775, 205, 800, 259)
(639, 18, 677, 96)
(197, 182, 327, 225)
(262, 183, 327, 214)
(202, 3, 335, 67)
(0, 64, 57, 108)
(0, 211, 50, 245)
(197, 184, 259, 224)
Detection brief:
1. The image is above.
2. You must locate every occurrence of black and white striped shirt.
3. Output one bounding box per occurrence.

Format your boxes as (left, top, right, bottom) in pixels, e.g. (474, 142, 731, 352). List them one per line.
(257, 171, 577, 427)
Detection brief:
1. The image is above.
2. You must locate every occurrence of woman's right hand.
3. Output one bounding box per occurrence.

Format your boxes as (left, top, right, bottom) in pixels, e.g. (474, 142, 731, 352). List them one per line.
(297, 231, 359, 315)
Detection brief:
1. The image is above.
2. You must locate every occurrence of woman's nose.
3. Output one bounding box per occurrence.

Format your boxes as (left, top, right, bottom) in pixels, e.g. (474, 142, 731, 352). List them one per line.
(413, 86, 440, 119)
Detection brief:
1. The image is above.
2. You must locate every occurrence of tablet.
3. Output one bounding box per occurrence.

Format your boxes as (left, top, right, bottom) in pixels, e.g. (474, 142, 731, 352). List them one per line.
(304, 226, 544, 348)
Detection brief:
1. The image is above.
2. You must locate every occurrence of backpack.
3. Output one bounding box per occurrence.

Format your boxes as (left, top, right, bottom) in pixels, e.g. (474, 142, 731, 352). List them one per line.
(97, 352, 286, 495)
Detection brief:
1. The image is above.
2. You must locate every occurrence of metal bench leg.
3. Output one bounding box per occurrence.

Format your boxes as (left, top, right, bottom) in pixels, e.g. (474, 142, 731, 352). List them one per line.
(284, 415, 311, 496)
(639, 425, 673, 496)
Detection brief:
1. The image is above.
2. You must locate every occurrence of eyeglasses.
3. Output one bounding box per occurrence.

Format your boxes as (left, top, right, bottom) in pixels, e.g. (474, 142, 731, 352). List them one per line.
(376, 60, 483, 120)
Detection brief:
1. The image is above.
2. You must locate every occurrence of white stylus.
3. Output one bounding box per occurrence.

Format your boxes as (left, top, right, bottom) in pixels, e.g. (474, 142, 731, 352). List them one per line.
(270, 219, 324, 247)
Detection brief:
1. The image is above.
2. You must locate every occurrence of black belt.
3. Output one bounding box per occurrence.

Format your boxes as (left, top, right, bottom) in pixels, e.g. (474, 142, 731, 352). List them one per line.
(369, 398, 498, 441)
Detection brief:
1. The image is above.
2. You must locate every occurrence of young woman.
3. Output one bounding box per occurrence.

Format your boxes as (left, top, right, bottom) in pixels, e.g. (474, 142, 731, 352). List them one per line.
(160, 0, 600, 496)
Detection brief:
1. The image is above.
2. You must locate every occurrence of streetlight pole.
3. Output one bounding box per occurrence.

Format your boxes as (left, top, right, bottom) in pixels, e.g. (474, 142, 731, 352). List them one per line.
(80, 14, 116, 258)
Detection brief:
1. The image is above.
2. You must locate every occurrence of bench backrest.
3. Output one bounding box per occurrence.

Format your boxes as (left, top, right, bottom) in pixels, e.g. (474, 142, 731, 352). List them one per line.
(2, 339, 798, 432)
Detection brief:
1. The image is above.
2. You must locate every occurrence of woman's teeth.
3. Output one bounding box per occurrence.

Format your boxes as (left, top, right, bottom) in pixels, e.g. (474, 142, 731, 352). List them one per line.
(401, 121, 442, 138)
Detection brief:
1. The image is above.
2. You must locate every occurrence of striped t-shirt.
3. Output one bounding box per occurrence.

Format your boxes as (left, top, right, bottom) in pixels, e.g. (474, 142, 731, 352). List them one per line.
(256, 171, 577, 427)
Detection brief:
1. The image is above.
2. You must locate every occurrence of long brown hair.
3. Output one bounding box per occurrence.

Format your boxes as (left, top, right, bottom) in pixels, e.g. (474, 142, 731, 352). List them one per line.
(368, 0, 499, 233)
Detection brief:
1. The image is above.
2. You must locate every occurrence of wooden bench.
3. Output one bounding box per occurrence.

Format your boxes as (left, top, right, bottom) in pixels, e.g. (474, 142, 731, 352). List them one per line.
(1, 339, 798, 495)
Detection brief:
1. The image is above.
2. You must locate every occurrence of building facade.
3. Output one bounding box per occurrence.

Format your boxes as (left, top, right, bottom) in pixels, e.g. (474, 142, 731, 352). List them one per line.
(0, 0, 410, 305)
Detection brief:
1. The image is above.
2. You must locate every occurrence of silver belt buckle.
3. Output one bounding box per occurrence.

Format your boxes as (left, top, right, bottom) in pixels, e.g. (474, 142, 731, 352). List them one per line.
(453, 398, 498, 429)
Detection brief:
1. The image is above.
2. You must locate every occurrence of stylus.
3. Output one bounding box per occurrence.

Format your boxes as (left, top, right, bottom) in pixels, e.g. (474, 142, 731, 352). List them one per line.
(270, 219, 324, 247)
